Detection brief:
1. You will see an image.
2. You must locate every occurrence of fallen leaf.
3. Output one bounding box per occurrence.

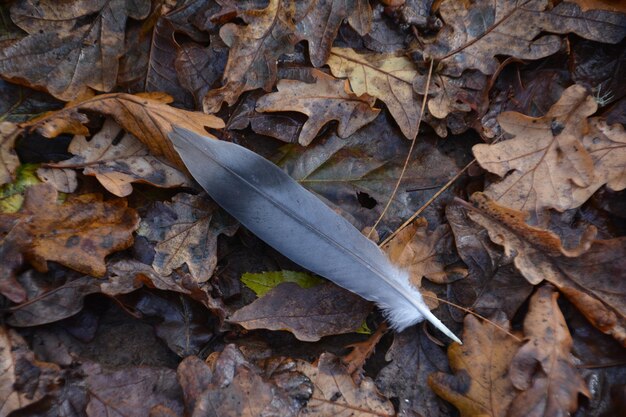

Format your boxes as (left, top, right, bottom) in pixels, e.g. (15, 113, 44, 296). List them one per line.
(377, 326, 452, 416)
(464, 192, 626, 346)
(49, 118, 189, 197)
(326, 47, 423, 139)
(256, 69, 380, 145)
(429, 312, 522, 417)
(0, 0, 151, 100)
(413, 70, 486, 119)
(0, 326, 61, 416)
(343, 322, 388, 376)
(22, 92, 225, 170)
(424, 0, 626, 77)
(229, 282, 372, 342)
(241, 270, 324, 298)
(138, 192, 238, 281)
(36, 167, 77, 194)
(508, 285, 590, 417)
(203, 0, 304, 113)
(295, 352, 395, 416)
(473, 84, 597, 217)
(0, 122, 20, 186)
(0, 163, 42, 214)
(0, 183, 139, 281)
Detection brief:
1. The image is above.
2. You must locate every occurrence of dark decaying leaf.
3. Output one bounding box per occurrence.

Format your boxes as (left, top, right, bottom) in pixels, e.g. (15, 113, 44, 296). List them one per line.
(229, 282, 371, 342)
(0, 121, 20, 186)
(0, 0, 152, 100)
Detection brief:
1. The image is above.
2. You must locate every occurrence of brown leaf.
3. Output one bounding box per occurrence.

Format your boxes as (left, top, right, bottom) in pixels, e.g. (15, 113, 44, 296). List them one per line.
(36, 167, 78, 193)
(229, 282, 372, 342)
(0, 184, 139, 281)
(138, 193, 238, 281)
(49, 118, 189, 197)
(508, 285, 589, 417)
(473, 84, 597, 217)
(256, 69, 380, 145)
(203, 0, 303, 113)
(0, 0, 151, 100)
(0, 122, 20, 186)
(326, 47, 423, 139)
(377, 326, 452, 416)
(428, 312, 522, 417)
(424, 0, 626, 77)
(22, 92, 225, 170)
(295, 352, 395, 416)
(464, 192, 626, 345)
(0, 325, 61, 416)
(342, 323, 388, 376)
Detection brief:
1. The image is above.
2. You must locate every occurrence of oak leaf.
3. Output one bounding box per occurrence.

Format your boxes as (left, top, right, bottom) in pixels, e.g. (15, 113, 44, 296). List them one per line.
(36, 167, 77, 194)
(0, 184, 139, 294)
(424, 0, 626, 77)
(429, 312, 521, 417)
(22, 92, 224, 170)
(464, 192, 626, 346)
(48, 118, 190, 197)
(326, 47, 422, 139)
(473, 84, 597, 217)
(413, 70, 486, 119)
(203, 0, 303, 113)
(0, 0, 151, 100)
(138, 193, 238, 282)
(256, 69, 380, 145)
(508, 285, 590, 417)
(0, 122, 20, 186)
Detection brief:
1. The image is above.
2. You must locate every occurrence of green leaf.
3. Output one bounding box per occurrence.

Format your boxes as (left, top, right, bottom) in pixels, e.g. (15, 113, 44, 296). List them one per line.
(0, 163, 41, 212)
(241, 270, 324, 297)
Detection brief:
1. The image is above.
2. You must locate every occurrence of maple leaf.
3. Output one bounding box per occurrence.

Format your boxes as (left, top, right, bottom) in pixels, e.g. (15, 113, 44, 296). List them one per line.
(203, 0, 304, 113)
(256, 69, 380, 145)
(508, 285, 590, 417)
(326, 47, 423, 139)
(0, 122, 20, 187)
(0, 0, 151, 100)
(463, 192, 626, 346)
(22, 92, 224, 170)
(295, 352, 395, 416)
(138, 193, 238, 281)
(429, 313, 522, 417)
(48, 118, 190, 197)
(0, 184, 139, 295)
(424, 0, 626, 77)
(473, 84, 597, 217)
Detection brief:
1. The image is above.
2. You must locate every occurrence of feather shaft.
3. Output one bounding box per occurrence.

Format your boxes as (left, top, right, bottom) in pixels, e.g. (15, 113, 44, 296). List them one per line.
(169, 126, 461, 344)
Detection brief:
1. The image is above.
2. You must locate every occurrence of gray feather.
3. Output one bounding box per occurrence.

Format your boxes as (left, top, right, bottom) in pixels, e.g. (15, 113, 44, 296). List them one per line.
(169, 126, 460, 344)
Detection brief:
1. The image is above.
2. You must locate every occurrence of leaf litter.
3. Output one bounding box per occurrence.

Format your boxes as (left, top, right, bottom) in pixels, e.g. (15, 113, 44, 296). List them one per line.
(0, 0, 625, 416)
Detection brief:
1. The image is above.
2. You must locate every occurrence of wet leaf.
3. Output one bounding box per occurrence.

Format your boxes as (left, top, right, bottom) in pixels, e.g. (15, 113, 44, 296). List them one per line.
(326, 47, 422, 139)
(0, 121, 19, 186)
(49, 118, 189, 197)
(229, 282, 371, 342)
(138, 192, 238, 281)
(295, 352, 395, 416)
(241, 270, 324, 297)
(0, 0, 151, 100)
(429, 312, 522, 417)
(425, 0, 626, 77)
(256, 69, 380, 145)
(464, 192, 626, 346)
(23, 92, 225, 170)
(473, 84, 597, 218)
(508, 285, 589, 417)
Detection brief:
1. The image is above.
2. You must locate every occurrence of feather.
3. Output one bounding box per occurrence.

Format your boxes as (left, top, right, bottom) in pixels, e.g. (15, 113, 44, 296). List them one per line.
(169, 126, 461, 344)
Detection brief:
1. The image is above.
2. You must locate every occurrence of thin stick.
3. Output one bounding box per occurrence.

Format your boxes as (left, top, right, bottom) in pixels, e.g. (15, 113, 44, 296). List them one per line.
(422, 293, 523, 342)
(367, 59, 435, 239)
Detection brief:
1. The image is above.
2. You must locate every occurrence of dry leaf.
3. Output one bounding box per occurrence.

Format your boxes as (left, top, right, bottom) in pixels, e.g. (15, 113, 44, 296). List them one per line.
(473, 84, 597, 217)
(0, 0, 151, 100)
(22, 92, 224, 170)
(0, 122, 20, 186)
(413, 70, 486, 119)
(256, 69, 380, 145)
(229, 282, 371, 342)
(424, 0, 626, 77)
(36, 167, 78, 193)
(464, 192, 626, 346)
(429, 313, 522, 417)
(49, 118, 189, 197)
(138, 193, 238, 281)
(0, 183, 139, 288)
(508, 285, 590, 417)
(326, 47, 422, 139)
(203, 0, 303, 113)
(296, 352, 395, 416)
